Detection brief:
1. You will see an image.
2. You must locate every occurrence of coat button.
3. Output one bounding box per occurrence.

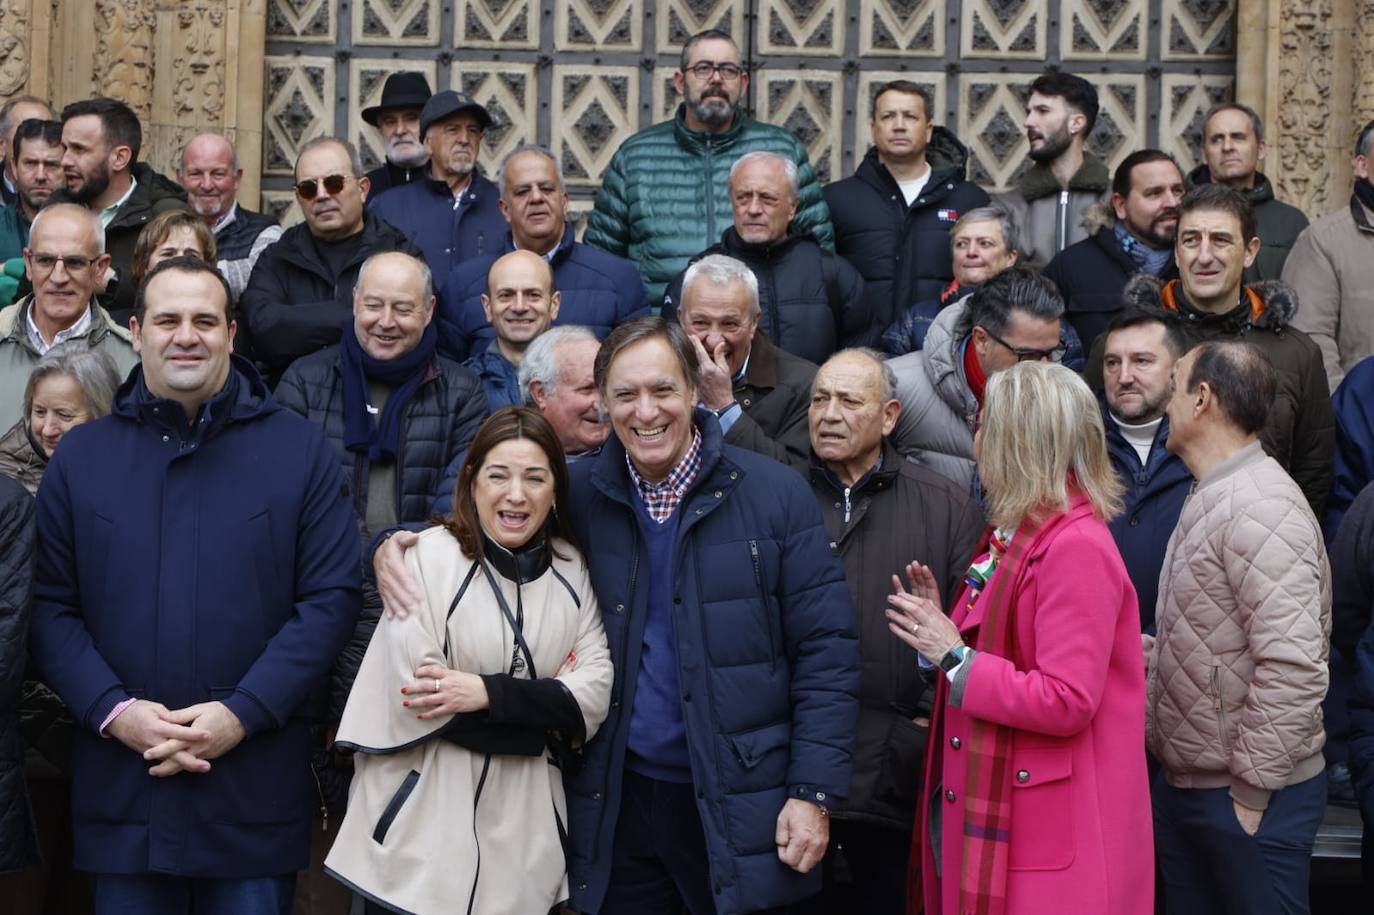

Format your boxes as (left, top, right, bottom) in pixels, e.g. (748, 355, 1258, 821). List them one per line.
(1016, 769, 1030, 783)
(592, 791, 601, 800)
(816, 791, 826, 802)
(714, 490, 722, 498)
(615, 603, 624, 613)
(945, 789, 956, 802)
(729, 471, 738, 479)
(610, 699, 620, 709)
(950, 736, 961, 749)
(695, 508, 704, 515)
(1129, 515, 1140, 526)
(577, 881, 587, 891)
(161, 435, 170, 442)
(742, 398, 751, 406)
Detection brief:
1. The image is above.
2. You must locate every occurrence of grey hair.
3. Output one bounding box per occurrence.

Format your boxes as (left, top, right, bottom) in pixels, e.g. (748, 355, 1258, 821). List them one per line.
(23, 341, 122, 420)
(950, 205, 1021, 258)
(518, 324, 599, 399)
(729, 151, 800, 202)
(681, 254, 761, 318)
(1358, 120, 1374, 158)
(819, 347, 898, 402)
(177, 134, 241, 174)
(30, 203, 105, 255)
(296, 136, 364, 178)
(356, 251, 434, 305)
(1203, 102, 1264, 145)
(0, 95, 50, 139)
(496, 144, 565, 202)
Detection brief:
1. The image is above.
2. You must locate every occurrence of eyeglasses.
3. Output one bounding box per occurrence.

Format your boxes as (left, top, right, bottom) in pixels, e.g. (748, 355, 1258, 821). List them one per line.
(294, 174, 354, 199)
(28, 252, 97, 274)
(979, 326, 1066, 363)
(685, 61, 743, 81)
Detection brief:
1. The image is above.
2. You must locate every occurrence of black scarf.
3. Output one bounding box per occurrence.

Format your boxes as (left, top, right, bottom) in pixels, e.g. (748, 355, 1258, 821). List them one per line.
(340, 322, 437, 464)
(1354, 178, 1374, 217)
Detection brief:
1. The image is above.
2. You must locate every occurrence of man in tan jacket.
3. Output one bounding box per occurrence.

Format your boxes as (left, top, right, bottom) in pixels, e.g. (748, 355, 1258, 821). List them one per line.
(1148, 339, 1331, 915)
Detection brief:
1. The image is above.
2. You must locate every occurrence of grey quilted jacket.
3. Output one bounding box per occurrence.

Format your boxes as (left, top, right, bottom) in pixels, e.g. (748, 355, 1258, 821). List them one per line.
(887, 301, 977, 492)
(1146, 441, 1331, 810)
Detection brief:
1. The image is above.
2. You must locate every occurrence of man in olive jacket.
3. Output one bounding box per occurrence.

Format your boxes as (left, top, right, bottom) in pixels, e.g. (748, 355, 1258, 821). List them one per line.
(806, 348, 982, 913)
(583, 29, 833, 304)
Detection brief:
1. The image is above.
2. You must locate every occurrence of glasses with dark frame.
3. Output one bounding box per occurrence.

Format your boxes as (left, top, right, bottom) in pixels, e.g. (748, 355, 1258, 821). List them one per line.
(684, 61, 743, 81)
(979, 325, 1066, 363)
(27, 252, 98, 274)
(294, 174, 354, 199)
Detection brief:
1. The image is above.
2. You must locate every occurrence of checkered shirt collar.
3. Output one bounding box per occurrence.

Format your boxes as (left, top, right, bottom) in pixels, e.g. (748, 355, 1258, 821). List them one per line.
(626, 425, 703, 523)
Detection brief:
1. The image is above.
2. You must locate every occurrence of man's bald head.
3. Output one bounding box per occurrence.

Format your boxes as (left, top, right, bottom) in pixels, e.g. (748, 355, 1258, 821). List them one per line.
(178, 133, 244, 223)
(809, 348, 901, 485)
(482, 250, 560, 361)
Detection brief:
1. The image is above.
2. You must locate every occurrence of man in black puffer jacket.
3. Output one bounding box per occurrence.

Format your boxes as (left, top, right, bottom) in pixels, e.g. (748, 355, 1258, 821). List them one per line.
(0, 475, 37, 877)
(664, 151, 869, 365)
(825, 80, 989, 328)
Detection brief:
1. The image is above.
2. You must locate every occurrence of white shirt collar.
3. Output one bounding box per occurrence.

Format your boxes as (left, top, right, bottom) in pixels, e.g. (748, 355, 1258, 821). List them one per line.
(26, 302, 95, 354)
(98, 175, 138, 228)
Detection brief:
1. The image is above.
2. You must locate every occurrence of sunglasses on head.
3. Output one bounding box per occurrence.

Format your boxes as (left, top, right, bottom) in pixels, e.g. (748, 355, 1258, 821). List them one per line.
(294, 174, 352, 199)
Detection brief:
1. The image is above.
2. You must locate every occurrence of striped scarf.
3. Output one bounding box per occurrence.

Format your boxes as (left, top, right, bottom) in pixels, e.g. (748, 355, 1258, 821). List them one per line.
(950, 510, 1073, 915)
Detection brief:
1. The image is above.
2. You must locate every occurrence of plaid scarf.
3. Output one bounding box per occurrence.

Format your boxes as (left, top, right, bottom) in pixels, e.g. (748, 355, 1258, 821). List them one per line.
(919, 508, 1078, 915)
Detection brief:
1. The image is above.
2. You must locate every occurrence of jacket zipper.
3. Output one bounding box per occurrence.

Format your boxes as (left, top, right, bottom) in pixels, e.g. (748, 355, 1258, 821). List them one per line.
(704, 139, 716, 245)
(1211, 665, 1231, 756)
(842, 485, 854, 524)
(1057, 190, 1069, 253)
(310, 759, 329, 831)
(750, 539, 777, 672)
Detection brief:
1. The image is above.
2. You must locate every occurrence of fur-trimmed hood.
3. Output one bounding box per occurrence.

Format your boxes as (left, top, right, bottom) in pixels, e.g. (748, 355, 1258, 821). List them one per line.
(1122, 273, 1299, 331)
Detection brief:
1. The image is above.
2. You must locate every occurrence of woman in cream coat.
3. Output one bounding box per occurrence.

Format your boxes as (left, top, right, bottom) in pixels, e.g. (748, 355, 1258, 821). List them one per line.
(325, 407, 613, 915)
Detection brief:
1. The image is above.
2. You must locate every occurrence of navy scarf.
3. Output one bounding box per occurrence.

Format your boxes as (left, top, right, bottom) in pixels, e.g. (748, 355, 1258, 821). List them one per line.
(340, 322, 437, 464)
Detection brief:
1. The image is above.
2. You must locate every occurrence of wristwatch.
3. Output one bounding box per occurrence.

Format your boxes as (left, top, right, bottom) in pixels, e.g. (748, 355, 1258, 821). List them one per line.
(937, 644, 967, 675)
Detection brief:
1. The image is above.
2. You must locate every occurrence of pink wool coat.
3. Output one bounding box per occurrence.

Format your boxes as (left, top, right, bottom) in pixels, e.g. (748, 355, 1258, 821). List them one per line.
(917, 497, 1154, 915)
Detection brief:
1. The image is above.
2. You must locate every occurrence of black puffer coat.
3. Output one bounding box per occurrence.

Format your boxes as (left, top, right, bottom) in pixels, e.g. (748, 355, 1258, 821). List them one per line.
(663, 227, 870, 364)
(824, 130, 990, 327)
(809, 442, 984, 830)
(275, 345, 488, 722)
(0, 474, 38, 872)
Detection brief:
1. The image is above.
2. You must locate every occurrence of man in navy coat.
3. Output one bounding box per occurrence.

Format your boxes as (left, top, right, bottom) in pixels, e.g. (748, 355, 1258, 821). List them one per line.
(28, 257, 360, 913)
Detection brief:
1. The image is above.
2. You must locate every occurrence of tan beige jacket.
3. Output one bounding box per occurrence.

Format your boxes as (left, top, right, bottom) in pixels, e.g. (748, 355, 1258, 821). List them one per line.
(324, 529, 612, 915)
(1286, 196, 1374, 389)
(1146, 442, 1331, 810)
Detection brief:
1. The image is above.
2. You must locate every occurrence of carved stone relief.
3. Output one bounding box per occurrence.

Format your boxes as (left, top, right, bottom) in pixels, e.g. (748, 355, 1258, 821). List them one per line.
(171, 3, 229, 123)
(0, 0, 35, 97)
(95, 0, 157, 124)
(1275, 0, 1334, 216)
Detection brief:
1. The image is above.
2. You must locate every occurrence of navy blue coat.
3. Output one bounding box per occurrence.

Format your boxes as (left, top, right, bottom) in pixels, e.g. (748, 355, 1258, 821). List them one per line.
(465, 342, 523, 412)
(28, 359, 361, 877)
(436, 226, 651, 362)
(563, 413, 860, 915)
(1325, 356, 1374, 543)
(367, 171, 507, 283)
(1341, 483, 1374, 833)
(1103, 404, 1192, 633)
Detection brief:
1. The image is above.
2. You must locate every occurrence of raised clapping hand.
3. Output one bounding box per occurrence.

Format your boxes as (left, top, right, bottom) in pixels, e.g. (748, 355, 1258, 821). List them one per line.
(775, 798, 829, 874)
(687, 334, 736, 412)
(885, 561, 963, 663)
(401, 664, 490, 718)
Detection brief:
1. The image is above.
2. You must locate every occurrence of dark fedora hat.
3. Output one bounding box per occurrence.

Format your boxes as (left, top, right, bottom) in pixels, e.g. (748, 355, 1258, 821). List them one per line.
(419, 90, 494, 139)
(361, 72, 433, 126)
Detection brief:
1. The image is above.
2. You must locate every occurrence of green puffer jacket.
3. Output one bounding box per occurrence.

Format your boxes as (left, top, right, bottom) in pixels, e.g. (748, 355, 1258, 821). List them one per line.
(584, 105, 834, 304)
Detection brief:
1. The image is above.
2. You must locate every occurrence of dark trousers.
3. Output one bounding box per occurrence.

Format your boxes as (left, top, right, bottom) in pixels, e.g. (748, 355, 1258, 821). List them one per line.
(1152, 769, 1326, 915)
(92, 873, 295, 915)
(816, 820, 909, 914)
(600, 769, 795, 915)
(0, 777, 92, 915)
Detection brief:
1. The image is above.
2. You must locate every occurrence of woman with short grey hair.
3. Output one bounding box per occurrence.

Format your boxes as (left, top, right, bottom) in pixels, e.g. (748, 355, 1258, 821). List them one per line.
(0, 342, 122, 493)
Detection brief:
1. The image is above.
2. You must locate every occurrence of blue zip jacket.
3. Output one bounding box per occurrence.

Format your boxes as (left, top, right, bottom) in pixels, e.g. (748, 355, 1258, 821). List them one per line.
(562, 412, 860, 915)
(464, 341, 523, 412)
(1102, 402, 1192, 633)
(28, 358, 361, 877)
(435, 226, 650, 362)
(1325, 355, 1374, 543)
(367, 171, 507, 282)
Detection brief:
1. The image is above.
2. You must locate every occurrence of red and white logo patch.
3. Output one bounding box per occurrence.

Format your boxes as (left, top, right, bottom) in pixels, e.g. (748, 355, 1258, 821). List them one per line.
(937, 209, 959, 222)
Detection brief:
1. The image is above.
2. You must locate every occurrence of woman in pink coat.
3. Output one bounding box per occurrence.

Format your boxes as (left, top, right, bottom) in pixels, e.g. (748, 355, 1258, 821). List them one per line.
(887, 361, 1153, 915)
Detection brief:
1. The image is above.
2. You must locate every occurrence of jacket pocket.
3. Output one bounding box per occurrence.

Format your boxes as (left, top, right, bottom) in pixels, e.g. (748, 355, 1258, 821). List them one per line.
(1211, 665, 1232, 758)
(372, 769, 421, 844)
(1008, 745, 1075, 871)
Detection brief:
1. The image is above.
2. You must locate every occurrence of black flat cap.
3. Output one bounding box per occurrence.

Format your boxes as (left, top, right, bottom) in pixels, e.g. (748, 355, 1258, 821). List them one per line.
(419, 90, 494, 139)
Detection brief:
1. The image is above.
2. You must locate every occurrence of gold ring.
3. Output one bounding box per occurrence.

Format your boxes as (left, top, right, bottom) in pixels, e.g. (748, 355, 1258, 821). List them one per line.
(432, 678, 440, 693)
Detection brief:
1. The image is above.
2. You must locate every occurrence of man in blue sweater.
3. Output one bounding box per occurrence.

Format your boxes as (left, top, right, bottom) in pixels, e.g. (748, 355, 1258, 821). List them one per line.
(374, 317, 860, 914)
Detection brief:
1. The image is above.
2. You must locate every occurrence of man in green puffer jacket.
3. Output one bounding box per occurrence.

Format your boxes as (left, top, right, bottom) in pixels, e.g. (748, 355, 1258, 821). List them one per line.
(583, 29, 833, 306)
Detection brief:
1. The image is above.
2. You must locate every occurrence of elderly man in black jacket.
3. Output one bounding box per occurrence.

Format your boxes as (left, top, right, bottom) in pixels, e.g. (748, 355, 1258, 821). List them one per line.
(806, 347, 982, 913)
(675, 253, 817, 473)
(664, 151, 867, 365)
(824, 80, 990, 328)
(240, 137, 422, 384)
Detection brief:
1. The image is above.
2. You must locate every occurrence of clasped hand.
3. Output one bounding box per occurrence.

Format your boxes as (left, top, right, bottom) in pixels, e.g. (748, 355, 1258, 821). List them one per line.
(108, 699, 247, 778)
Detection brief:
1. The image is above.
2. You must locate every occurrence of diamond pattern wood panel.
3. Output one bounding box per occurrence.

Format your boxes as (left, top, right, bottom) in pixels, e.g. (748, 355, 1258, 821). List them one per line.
(451, 61, 540, 174)
(961, 0, 1046, 59)
(757, 69, 843, 183)
(757, 0, 845, 57)
(556, 0, 643, 51)
(456, 0, 539, 49)
(654, 0, 744, 55)
(353, 0, 440, 45)
(1082, 74, 1148, 175)
(262, 54, 335, 176)
(1163, 0, 1236, 59)
(652, 65, 683, 124)
(858, 0, 943, 57)
(957, 75, 1034, 189)
(1062, 0, 1148, 60)
(261, 189, 304, 228)
(1159, 73, 1236, 169)
(350, 59, 440, 175)
(551, 65, 640, 188)
(266, 0, 335, 42)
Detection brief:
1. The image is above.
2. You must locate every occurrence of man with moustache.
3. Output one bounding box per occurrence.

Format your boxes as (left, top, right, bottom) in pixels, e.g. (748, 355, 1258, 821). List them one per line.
(1099, 308, 1193, 631)
(240, 137, 421, 385)
(804, 347, 982, 913)
(361, 72, 433, 196)
(1286, 119, 1374, 389)
(1120, 184, 1333, 516)
(996, 71, 1111, 268)
(369, 90, 507, 280)
(467, 249, 559, 410)
(0, 120, 63, 268)
(0, 96, 53, 208)
(176, 133, 282, 304)
(585, 29, 834, 303)
(435, 145, 647, 360)
(55, 97, 187, 327)
(1044, 149, 1185, 353)
(0, 204, 139, 429)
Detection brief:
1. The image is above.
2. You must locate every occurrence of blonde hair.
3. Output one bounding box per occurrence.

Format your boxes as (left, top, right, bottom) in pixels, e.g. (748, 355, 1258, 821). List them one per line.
(978, 361, 1123, 530)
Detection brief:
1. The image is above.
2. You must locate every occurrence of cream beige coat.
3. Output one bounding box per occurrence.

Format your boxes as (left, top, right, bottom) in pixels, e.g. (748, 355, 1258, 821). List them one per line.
(1146, 442, 1331, 810)
(324, 528, 612, 915)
